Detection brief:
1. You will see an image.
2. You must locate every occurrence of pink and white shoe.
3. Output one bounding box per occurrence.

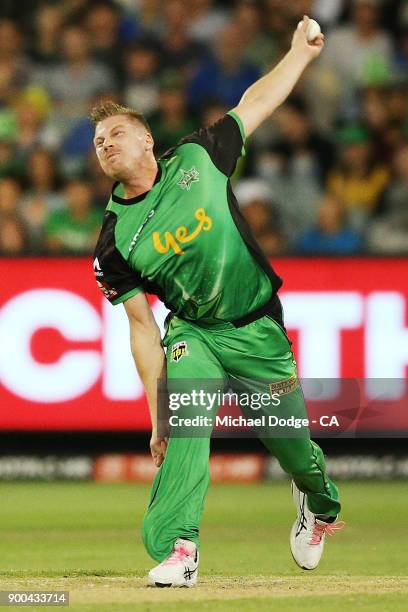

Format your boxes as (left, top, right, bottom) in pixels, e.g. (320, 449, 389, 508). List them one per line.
(290, 481, 345, 570)
(148, 538, 199, 587)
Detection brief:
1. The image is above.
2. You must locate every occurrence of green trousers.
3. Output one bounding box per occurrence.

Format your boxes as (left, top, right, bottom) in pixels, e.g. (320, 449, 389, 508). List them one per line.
(142, 313, 341, 562)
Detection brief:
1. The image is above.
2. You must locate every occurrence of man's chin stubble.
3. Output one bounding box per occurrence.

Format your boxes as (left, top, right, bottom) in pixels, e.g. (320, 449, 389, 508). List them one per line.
(103, 164, 124, 181)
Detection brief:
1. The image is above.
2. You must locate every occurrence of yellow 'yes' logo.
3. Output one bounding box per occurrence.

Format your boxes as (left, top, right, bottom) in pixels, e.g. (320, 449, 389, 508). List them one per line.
(152, 208, 212, 255)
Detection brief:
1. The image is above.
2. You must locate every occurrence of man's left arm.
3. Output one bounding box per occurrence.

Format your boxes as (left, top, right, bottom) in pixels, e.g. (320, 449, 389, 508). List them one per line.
(232, 16, 324, 138)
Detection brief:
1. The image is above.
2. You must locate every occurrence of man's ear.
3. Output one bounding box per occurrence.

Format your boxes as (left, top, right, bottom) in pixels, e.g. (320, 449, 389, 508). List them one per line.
(145, 132, 154, 151)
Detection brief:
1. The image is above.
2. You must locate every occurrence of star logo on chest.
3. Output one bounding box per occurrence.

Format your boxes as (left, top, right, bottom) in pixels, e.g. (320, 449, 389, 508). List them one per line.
(177, 166, 200, 190)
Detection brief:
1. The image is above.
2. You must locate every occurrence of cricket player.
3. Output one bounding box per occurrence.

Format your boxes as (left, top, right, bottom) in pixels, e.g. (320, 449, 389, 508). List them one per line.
(92, 17, 344, 587)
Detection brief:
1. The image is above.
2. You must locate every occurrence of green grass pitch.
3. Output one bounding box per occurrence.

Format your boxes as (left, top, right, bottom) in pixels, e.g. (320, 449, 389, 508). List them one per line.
(0, 480, 407, 610)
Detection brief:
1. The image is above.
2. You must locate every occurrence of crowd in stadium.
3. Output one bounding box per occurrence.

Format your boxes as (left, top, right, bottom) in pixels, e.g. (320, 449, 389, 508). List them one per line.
(0, 0, 407, 256)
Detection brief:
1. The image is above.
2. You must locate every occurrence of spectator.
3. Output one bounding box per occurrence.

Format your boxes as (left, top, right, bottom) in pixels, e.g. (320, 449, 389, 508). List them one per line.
(0, 177, 22, 215)
(393, 27, 408, 78)
(296, 194, 362, 254)
(387, 82, 408, 126)
(255, 98, 327, 240)
(359, 83, 408, 163)
(263, 0, 294, 51)
(20, 195, 48, 252)
(0, 19, 31, 104)
(0, 212, 28, 255)
(160, 0, 207, 77)
(150, 72, 196, 156)
(327, 124, 390, 228)
(86, 151, 113, 210)
(359, 85, 392, 162)
(133, 0, 163, 39)
(286, 0, 346, 29)
(233, 0, 279, 73)
(0, 0, 405, 258)
(235, 178, 287, 255)
(60, 0, 90, 23)
(12, 88, 51, 165)
(123, 42, 160, 117)
(366, 143, 408, 253)
(29, 4, 62, 66)
(382, 83, 408, 155)
(38, 25, 115, 131)
(322, 0, 393, 117)
(188, 22, 260, 109)
(0, 139, 19, 178)
(312, 0, 345, 29)
(188, 0, 228, 45)
(85, 1, 123, 78)
(285, 0, 317, 27)
(44, 179, 101, 254)
(23, 149, 63, 206)
(0, 19, 24, 64)
(265, 96, 334, 184)
(20, 149, 64, 247)
(0, 106, 17, 142)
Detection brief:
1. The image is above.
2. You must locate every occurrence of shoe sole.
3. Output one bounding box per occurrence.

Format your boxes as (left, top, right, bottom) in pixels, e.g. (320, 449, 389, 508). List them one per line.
(290, 547, 314, 571)
(148, 574, 198, 588)
(149, 581, 196, 588)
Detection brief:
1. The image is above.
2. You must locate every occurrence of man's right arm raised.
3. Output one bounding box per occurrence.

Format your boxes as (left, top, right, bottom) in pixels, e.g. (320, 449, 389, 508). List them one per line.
(124, 292, 167, 467)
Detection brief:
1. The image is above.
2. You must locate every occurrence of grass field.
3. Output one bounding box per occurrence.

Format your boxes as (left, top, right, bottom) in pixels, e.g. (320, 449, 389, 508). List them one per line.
(1, 481, 407, 610)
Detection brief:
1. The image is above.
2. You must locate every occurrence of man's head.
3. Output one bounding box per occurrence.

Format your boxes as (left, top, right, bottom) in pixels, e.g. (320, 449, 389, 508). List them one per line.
(65, 179, 93, 219)
(276, 96, 310, 143)
(61, 25, 90, 63)
(215, 23, 245, 70)
(393, 143, 408, 181)
(317, 195, 346, 233)
(91, 101, 154, 181)
(0, 19, 22, 58)
(352, 0, 382, 34)
(0, 177, 21, 214)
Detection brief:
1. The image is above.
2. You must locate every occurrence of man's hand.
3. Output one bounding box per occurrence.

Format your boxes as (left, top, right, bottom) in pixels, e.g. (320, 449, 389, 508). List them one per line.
(233, 15, 325, 136)
(291, 15, 325, 63)
(150, 432, 168, 467)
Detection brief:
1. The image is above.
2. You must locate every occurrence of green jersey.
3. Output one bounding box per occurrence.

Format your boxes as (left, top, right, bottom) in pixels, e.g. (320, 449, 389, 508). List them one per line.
(94, 112, 282, 325)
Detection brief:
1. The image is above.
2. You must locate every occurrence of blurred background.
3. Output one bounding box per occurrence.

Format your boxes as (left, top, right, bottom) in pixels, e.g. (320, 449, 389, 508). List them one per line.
(0, 0, 408, 483)
(1, 0, 408, 257)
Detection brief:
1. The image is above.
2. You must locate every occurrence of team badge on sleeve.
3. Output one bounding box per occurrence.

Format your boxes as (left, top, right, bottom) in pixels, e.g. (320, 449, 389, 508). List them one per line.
(171, 341, 188, 362)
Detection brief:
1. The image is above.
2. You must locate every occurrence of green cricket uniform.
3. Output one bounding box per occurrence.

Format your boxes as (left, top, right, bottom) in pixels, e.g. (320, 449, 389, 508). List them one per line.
(94, 112, 340, 562)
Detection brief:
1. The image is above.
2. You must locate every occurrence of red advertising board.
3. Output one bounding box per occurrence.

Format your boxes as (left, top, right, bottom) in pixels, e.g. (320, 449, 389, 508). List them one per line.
(0, 258, 407, 432)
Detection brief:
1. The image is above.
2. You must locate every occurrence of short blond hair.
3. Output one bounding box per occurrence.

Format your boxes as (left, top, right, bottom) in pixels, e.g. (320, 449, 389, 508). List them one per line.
(90, 100, 151, 132)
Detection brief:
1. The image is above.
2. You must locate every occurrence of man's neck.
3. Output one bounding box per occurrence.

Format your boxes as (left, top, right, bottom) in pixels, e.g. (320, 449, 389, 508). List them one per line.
(122, 160, 159, 199)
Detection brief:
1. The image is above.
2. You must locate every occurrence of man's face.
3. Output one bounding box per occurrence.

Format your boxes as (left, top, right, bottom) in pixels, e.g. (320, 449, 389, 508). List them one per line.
(93, 114, 153, 180)
(62, 27, 89, 62)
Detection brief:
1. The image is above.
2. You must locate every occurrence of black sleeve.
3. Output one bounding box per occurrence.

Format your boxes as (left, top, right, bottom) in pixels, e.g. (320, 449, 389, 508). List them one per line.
(178, 112, 246, 177)
(93, 211, 143, 305)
